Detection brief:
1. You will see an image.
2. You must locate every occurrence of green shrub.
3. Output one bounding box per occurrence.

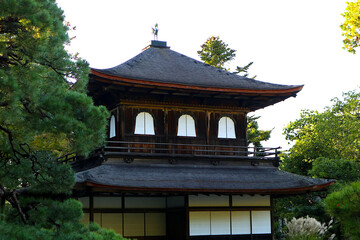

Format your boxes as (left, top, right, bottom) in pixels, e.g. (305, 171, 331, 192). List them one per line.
(325, 181, 360, 240)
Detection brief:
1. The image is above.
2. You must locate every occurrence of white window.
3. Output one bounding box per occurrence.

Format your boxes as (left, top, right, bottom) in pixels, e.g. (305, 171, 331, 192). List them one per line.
(189, 211, 210, 236)
(134, 112, 155, 135)
(189, 210, 271, 236)
(177, 114, 196, 137)
(251, 211, 271, 234)
(232, 211, 251, 234)
(210, 211, 231, 235)
(218, 117, 236, 139)
(109, 115, 116, 138)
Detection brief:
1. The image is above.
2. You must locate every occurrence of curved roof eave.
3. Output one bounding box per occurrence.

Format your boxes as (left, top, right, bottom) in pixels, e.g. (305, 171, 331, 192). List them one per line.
(75, 180, 334, 196)
(74, 163, 334, 196)
(91, 69, 304, 96)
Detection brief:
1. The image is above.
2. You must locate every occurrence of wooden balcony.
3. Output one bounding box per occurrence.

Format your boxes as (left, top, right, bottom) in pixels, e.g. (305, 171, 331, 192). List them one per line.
(104, 141, 281, 164)
(61, 141, 281, 172)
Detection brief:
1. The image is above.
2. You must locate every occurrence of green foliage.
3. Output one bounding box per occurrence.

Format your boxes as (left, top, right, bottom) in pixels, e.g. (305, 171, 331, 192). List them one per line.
(233, 61, 256, 78)
(341, 0, 360, 54)
(274, 193, 332, 234)
(310, 157, 360, 183)
(0, 0, 109, 158)
(0, 1, 119, 239)
(325, 182, 360, 240)
(0, 0, 108, 193)
(278, 89, 360, 239)
(282, 90, 360, 175)
(197, 35, 256, 78)
(247, 115, 271, 147)
(197, 36, 236, 70)
(0, 218, 128, 240)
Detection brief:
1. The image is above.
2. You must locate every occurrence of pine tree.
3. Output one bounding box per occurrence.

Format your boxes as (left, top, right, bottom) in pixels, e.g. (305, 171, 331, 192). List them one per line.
(0, 0, 125, 239)
(197, 36, 236, 70)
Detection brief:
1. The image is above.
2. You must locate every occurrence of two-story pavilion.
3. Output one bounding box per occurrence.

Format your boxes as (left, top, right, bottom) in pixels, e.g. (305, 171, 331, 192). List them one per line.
(73, 40, 333, 240)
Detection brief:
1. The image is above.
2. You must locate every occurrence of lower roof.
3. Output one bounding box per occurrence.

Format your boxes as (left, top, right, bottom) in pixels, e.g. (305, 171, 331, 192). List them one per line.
(75, 161, 333, 195)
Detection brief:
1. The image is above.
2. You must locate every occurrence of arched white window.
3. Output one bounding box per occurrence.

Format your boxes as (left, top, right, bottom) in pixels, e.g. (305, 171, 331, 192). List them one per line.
(134, 112, 155, 135)
(109, 115, 116, 138)
(177, 114, 196, 137)
(218, 117, 236, 139)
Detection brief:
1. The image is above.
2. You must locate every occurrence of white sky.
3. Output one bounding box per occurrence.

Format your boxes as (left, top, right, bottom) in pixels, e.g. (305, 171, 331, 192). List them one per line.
(56, 0, 360, 149)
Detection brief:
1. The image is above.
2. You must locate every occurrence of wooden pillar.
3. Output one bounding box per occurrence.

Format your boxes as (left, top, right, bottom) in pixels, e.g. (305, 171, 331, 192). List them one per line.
(271, 196, 275, 240)
(250, 210, 253, 240)
(116, 106, 120, 140)
(206, 111, 210, 145)
(120, 105, 126, 140)
(89, 195, 94, 222)
(185, 195, 190, 240)
(244, 113, 248, 145)
(164, 108, 168, 142)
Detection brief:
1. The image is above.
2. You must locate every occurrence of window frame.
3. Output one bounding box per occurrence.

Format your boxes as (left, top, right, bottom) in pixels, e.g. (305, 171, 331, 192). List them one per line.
(109, 115, 116, 138)
(134, 111, 155, 135)
(177, 114, 197, 137)
(217, 116, 236, 139)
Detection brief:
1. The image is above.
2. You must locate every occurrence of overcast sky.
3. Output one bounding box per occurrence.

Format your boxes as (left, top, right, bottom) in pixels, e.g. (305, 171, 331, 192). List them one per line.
(56, 0, 360, 149)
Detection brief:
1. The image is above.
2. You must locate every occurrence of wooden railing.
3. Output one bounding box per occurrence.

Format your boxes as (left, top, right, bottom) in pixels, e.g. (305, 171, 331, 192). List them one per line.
(104, 141, 281, 162)
(58, 141, 281, 171)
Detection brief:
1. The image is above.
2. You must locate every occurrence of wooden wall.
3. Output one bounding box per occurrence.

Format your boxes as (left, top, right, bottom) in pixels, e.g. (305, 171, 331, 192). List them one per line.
(109, 100, 248, 147)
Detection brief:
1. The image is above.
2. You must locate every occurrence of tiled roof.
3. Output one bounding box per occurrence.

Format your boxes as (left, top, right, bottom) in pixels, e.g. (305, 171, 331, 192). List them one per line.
(92, 41, 302, 92)
(76, 161, 333, 195)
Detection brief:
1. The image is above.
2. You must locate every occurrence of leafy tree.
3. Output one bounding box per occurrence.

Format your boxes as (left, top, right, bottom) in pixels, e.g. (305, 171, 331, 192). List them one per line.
(341, 0, 360, 54)
(309, 158, 359, 183)
(325, 182, 360, 240)
(282, 90, 360, 177)
(276, 90, 360, 239)
(0, 0, 125, 239)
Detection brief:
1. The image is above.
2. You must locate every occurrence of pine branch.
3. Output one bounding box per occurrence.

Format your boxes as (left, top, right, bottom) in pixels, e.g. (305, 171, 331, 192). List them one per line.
(10, 190, 27, 224)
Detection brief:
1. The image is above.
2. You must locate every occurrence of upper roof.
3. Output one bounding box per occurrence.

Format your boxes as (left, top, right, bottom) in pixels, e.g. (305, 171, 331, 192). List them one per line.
(75, 161, 333, 195)
(91, 41, 303, 96)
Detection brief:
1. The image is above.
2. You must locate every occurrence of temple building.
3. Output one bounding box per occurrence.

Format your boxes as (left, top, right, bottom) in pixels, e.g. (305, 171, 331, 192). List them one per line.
(73, 40, 333, 240)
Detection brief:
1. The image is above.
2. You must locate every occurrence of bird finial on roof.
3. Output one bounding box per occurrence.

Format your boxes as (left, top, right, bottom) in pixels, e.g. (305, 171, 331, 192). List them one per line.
(152, 23, 159, 40)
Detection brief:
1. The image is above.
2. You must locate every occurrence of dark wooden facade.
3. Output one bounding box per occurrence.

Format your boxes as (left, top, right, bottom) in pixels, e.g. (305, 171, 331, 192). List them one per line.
(109, 100, 247, 155)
